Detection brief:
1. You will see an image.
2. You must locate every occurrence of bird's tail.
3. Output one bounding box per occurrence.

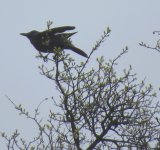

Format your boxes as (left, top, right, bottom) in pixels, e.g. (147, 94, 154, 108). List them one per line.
(69, 46, 88, 58)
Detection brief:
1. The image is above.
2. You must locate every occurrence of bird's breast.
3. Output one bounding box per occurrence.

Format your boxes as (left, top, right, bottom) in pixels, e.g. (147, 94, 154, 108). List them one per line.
(30, 36, 52, 52)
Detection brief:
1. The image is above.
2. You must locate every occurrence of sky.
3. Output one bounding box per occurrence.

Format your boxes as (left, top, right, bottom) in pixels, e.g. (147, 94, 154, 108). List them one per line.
(0, 0, 160, 148)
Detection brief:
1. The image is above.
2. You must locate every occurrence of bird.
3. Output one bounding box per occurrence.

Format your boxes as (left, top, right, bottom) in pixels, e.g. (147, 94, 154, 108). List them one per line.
(20, 26, 88, 58)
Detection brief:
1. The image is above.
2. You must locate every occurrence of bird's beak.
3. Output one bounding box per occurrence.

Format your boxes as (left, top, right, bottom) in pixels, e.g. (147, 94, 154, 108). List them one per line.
(20, 33, 28, 36)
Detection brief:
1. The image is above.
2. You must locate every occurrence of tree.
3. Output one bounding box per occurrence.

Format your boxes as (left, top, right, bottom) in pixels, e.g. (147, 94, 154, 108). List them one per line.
(140, 30, 160, 150)
(1, 23, 160, 150)
(139, 30, 160, 53)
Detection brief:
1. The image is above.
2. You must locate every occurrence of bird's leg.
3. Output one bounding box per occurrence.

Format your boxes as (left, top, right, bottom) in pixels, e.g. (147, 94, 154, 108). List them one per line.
(37, 52, 50, 62)
(43, 53, 50, 62)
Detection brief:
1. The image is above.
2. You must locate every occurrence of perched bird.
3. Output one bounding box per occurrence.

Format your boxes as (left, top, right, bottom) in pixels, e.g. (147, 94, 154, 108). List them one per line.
(20, 26, 88, 58)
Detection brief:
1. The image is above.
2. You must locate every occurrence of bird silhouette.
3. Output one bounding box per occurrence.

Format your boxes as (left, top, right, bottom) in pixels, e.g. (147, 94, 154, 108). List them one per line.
(20, 26, 88, 58)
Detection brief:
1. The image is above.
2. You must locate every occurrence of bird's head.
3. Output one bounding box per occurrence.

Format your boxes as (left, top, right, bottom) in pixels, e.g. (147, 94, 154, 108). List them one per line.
(20, 30, 39, 40)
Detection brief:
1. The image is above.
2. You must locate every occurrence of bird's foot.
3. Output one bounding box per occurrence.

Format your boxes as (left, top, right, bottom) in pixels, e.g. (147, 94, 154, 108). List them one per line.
(37, 52, 50, 62)
(43, 54, 50, 62)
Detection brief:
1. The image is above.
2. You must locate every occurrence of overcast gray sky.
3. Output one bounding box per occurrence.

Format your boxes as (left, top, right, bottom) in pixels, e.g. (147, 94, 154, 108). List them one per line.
(0, 0, 160, 148)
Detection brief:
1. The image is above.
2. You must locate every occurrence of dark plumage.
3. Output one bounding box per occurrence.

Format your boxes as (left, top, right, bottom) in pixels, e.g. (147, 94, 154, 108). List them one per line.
(20, 26, 88, 58)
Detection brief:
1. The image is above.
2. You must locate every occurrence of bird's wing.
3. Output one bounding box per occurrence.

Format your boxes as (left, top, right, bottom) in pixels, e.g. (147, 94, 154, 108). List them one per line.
(45, 26, 76, 34)
(56, 32, 77, 38)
